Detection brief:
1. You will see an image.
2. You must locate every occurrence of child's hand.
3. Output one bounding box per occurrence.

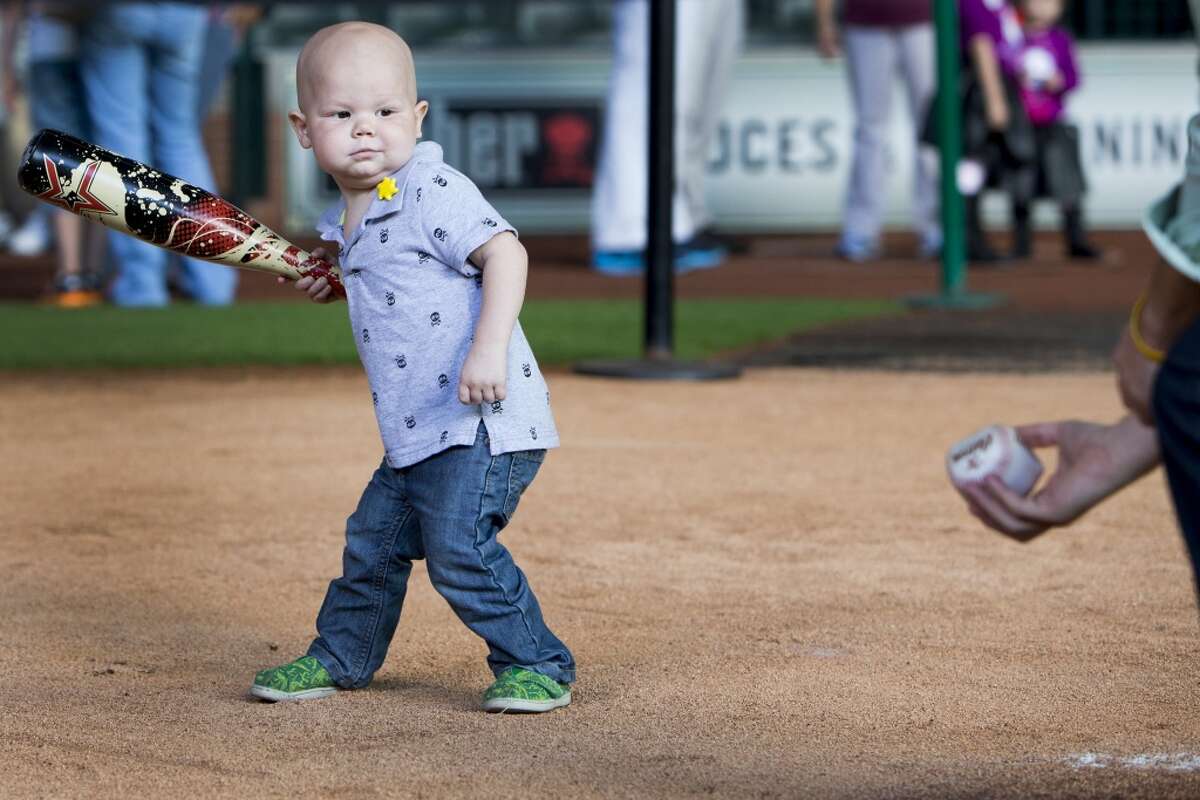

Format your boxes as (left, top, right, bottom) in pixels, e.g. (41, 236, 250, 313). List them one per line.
(277, 246, 339, 303)
(1044, 72, 1064, 92)
(458, 342, 507, 405)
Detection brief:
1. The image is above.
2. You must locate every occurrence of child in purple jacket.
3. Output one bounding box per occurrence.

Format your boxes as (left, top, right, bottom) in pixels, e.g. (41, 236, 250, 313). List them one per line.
(1008, 0, 1100, 259)
(955, 0, 1030, 261)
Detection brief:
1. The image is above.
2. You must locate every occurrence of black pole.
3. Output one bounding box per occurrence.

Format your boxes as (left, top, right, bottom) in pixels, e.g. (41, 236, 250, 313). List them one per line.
(573, 0, 739, 380)
(645, 0, 675, 360)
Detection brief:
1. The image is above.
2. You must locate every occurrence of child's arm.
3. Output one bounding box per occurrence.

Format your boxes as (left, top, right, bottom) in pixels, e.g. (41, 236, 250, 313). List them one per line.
(969, 34, 1010, 131)
(459, 231, 526, 405)
(1056, 32, 1080, 94)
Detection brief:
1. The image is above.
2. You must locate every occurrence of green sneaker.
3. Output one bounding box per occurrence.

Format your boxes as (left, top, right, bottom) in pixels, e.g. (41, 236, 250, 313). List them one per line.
(481, 667, 571, 713)
(250, 656, 339, 702)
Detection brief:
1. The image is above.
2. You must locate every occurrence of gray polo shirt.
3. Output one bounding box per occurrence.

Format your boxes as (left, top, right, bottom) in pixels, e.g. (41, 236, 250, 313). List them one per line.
(316, 141, 559, 469)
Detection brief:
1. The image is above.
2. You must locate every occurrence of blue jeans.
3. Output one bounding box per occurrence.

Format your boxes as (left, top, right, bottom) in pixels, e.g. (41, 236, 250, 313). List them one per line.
(79, 3, 237, 307)
(307, 423, 575, 688)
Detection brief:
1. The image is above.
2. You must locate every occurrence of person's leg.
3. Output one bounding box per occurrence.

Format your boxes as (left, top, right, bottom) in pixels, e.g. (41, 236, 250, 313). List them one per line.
(839, 26, 897, 261)
(305, 461, 425, 689)
(79, 6, 169, 307)
(408, 424, 574, 687)
(675, 0, 741, 247)
(897, 22, 941, 257)
(1041, 124, 1100, 260)
(195, 11, 240, 121)
(1061, 205, 1099, 259)
(1011, 200, 1032, 259)
(30, 56, 99, 301)
(591, 0, 648, 261)
(1153, 317, 1200, 598)
(146, 3, 237, 305)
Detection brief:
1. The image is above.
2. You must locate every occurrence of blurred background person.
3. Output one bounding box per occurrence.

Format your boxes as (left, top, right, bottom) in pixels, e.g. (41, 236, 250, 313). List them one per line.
(1007, 0, 1099, 260)
(2, 2, 101, 307)
(590, 0, 743, 275)
(79, 1, 237, 307)
(955, 0, 1033, 263)
(815, 0, 941, 262)
(197, 3, 262, 120)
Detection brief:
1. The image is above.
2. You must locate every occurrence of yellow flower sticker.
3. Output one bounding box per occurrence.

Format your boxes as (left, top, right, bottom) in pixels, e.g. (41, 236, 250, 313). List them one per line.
(375, 177, 399, 201)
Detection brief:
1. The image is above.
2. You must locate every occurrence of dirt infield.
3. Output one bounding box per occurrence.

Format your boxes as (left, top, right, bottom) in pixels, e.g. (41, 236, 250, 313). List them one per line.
(4, 367, 1200, 799)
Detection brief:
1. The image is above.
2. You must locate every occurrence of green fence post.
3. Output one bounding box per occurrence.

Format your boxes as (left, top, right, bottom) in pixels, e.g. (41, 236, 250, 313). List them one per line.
(907, 0, 1003, 310)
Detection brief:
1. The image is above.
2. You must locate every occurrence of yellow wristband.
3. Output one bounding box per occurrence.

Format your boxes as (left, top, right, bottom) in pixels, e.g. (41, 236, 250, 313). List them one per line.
(1130, 294, 1166, 364)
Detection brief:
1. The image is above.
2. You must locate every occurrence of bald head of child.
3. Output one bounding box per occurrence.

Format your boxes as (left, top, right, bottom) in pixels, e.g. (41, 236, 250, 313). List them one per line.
(289, 22, 429, 192)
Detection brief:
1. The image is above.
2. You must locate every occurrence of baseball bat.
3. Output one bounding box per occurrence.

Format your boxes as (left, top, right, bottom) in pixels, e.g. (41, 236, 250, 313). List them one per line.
(17, 128, 345, 297)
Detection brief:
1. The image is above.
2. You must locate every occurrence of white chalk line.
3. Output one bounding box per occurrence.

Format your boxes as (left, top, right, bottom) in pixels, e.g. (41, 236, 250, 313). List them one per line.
(1064, 752, 1200, 772)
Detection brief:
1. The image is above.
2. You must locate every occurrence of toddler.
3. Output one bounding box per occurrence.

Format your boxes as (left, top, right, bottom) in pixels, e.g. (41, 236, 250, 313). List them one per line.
(250, 22, 574, 713)
(1008, 0, 1099, 259)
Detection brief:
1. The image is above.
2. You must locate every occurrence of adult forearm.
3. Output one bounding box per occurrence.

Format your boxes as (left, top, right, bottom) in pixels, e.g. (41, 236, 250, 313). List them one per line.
(970, 36, 1007, 113)
(1, 2, 23, 79)
(1111, 414, 1163, 481)
(1139, 260, 1200, 352)
(814, 0, 836, 29)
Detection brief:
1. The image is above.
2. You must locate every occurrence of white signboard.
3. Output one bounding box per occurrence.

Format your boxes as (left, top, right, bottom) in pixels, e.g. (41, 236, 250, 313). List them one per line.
(270, 43, 1198, 233)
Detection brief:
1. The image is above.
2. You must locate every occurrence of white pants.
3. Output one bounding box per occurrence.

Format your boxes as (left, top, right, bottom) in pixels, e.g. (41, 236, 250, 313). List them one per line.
(841, 24, 941, 246)
(591, 0, 743, 251)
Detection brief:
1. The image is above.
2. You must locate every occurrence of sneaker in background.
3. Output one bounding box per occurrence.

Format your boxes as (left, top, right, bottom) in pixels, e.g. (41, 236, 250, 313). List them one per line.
(673, 235, 727, 272)
(592, 236, 728, 275)
(835, 234, 880, 263)
(49, 273, 103, 309)
(8, 210, 51, 257)
(592, 249, 644, 275)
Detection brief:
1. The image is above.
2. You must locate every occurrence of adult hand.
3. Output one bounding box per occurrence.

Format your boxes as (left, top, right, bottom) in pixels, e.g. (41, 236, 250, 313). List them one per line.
(223, 4, 263, 33)
(984, 97, 1010, 132)
(817, 20, 841, 59)
(1113, 327, 1159, 425)
(960, 417, 1160, 542)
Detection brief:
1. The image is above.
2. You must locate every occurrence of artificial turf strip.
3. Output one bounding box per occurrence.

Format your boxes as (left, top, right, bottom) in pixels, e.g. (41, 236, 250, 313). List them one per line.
(0, 298, 900, 370)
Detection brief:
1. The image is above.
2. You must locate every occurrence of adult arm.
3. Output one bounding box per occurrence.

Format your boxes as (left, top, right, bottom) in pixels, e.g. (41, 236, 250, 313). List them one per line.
(1, 1, 23, 113)
(969, 34, 1009, 131)
(1114, 260, 1200, 423)
(814, 0, 840, 59)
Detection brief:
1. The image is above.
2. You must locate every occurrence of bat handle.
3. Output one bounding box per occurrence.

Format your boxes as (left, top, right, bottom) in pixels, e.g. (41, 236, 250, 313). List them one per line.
(297, 256, 346, 299)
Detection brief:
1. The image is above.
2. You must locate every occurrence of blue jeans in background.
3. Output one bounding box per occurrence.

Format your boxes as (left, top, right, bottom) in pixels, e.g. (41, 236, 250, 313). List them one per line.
(79, 3, 237, 307)
(307, 423, 575, 688)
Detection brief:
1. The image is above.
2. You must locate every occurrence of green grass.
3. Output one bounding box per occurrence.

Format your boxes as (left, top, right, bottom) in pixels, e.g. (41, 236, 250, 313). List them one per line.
(0, 298, 900, 370)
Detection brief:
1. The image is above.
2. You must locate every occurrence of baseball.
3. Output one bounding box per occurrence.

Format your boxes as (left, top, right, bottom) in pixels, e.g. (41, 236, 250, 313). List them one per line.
(946, 425, 1044, 496)
(1020, 46, 1057, 88)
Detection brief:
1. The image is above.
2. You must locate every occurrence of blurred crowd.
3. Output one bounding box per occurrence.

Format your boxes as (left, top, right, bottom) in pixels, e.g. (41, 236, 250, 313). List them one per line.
(1, 0, 1100, 307)
(0, 1, 258, 308)
(818, 0, 1098, 265)
(594, 0, 1099, 273)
